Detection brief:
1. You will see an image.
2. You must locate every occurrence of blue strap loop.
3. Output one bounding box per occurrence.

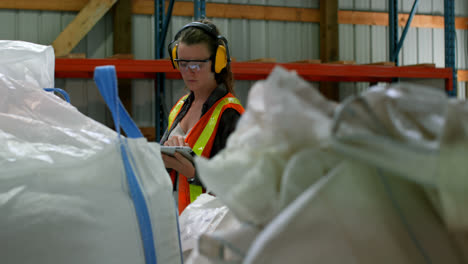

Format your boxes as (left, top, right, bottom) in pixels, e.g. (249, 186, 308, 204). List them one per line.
(43, 88, 71, 103)
(93, 66, 143, 138)
(94, 66, 156, 264)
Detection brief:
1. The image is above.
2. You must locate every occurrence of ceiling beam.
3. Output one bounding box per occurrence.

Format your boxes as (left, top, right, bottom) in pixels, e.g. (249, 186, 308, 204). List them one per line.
(1, 1, 467, 29)
(52, 0, 117, 57)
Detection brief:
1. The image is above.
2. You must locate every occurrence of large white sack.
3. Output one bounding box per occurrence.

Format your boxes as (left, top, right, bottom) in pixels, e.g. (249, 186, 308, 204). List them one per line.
(0, 73, 181, 263)
(194, 67, 468, 263)
(196, 66, 337, 226)
(180, 194, 259, 264)
(332, 83, 468, 231)
(0, 40, 54, 89)
(244, 161, 465, 264)
(243, 81, 468, 264)
(179, 194, 230, 257)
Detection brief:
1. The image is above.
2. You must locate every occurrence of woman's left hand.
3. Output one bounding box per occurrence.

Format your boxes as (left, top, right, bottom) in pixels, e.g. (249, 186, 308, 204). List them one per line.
(162, 152, 195, 178)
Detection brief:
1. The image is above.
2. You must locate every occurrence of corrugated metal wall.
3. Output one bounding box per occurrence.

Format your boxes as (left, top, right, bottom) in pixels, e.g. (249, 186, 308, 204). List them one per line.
(339, 0, 467, 100)
(0, 0, 466, 130)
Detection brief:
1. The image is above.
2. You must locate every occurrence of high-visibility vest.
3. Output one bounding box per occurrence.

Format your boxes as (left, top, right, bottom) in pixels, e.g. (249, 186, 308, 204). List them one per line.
(167, 92, 244, 214)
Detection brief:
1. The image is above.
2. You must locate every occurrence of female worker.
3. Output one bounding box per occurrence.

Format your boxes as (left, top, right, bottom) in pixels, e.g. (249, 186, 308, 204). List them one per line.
(161, 19, 244, 213)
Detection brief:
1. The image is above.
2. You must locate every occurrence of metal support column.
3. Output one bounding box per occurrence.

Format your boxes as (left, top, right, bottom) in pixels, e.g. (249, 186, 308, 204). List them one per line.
(154, 0, 165, 141)
(194, 0, 206, 20)
(444, 0, 457, 97)
(389, 0, 399, 65)
(153, 0, 176, 141)
(394, 0, 419, 62)
(389, 0, 419, 65)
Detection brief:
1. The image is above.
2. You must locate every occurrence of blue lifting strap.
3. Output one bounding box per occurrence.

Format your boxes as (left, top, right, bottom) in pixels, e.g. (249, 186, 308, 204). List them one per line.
(94, 66, 157, 264)
(43, 88, 71, 103)
(94, 66, 143, 139)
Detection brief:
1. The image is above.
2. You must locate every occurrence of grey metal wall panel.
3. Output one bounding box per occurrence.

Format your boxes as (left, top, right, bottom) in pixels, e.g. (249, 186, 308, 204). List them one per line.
(0, 10, 16, 39)
(59, 13, 113, 125)
(370, 1, 386, 11)
(355, 0, 371, 10)
(337, 0, 467, 100)
(400, 27, 418, 65)
(0, 0, 466, 130)
(417, 28, 433, 64)
(86, 14, 113, 126)
(339, 24, 357, 100)
(457, 29, 466, 69)
(433, 28, 444, 67)
(455, 0, 468, 16)
(263, 0, 319, 8)
(418, 0, 432, 13)
(39, 12, 62, 45)
(18, 11, 39, 43)
(460, 83, 466, 100)
(433, 0, 444, 14)
(132, 14, 154, 126)
(268, 21, 286, 61)
(355, 25, 371, 64)
(340, 24, 354, 61)
(371, 26, 387, 63)
(339, 0, 353, 9)
(356, 33, 371, 92)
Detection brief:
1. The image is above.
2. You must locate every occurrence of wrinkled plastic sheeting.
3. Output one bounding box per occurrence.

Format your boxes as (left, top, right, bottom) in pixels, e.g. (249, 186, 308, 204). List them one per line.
(196, 66, 338, 226)
(244, 161, 465, 264)
(331, 82, 468, 231)
(0, 40, 54, 89)
(241, 81, 468, 264)
(180, 194, 260, 264)
(179, 194, 230, 255)
(0, 74, 181, 262)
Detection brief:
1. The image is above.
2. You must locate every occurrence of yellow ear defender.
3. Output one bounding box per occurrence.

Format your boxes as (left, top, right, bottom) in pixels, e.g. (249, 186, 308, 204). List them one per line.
(168, 22, 231, 74)
(171, 43, 180, 70)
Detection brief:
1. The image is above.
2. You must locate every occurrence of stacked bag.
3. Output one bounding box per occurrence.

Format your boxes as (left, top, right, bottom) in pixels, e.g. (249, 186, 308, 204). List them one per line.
(0, 41, 182, 264)
(184, 66, 468, 264)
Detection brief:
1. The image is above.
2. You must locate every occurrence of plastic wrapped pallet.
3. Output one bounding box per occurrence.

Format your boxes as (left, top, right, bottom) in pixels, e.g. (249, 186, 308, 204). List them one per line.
(0, 42, 182, 264)
(188, 66, 468, 264)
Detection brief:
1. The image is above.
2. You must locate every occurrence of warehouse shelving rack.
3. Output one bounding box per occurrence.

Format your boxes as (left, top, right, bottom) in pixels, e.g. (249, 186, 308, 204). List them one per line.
(55, 58, 454, 91)
(54, 0, 457, 141)
(54, 58, 454, 140)
(388, 0, 457, 96)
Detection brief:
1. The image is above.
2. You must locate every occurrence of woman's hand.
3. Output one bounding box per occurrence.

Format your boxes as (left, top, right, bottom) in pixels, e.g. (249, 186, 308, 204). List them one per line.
(162, 152, 195, 178)
(162, 136, 195, 178)
(164, 135, 189, 147)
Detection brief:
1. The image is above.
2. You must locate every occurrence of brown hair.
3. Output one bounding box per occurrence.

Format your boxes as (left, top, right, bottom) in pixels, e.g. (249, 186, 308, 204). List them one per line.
(177, 19, 235, 95)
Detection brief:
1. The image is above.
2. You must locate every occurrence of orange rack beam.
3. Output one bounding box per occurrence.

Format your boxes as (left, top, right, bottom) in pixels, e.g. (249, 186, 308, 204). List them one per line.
(55, 58, 454, 92)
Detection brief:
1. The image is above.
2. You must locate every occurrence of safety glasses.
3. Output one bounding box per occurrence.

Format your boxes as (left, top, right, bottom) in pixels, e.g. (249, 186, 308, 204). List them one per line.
(175, 59, 211, 72)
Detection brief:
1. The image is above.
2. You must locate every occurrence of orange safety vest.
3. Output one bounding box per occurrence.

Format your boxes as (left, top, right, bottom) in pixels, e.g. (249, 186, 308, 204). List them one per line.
(167, 92, 244, 214)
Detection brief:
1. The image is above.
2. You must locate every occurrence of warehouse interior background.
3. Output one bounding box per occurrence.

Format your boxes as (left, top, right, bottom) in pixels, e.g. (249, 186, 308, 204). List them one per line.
(2, 1, 468, 263)
(0, 0, 466, 140)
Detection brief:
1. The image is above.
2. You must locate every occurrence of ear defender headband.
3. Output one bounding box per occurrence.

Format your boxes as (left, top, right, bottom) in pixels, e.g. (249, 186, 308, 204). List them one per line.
(168, 22, 231, 74)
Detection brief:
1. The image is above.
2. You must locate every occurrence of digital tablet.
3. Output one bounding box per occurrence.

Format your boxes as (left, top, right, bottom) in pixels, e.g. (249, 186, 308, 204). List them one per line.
(160, 146, 195, 162)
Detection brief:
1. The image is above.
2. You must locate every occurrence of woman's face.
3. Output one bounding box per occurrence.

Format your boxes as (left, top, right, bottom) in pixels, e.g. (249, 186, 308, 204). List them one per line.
(177, 42, 216, 93)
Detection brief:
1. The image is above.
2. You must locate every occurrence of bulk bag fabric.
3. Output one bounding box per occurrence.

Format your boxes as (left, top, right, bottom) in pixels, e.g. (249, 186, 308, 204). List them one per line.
(0, 61, 182, 263)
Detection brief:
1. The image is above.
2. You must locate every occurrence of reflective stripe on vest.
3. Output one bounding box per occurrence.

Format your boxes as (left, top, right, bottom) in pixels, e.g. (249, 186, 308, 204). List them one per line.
(192, 97, 242, 156)
(189, 96, 241, 203)
(168, 93, 243, 207)
(189, 184, 203, 203)
(167, 94, 189, 131)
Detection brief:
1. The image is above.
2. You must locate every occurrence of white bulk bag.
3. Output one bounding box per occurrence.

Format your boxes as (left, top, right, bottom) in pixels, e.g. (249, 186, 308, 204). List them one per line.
(194, 67, 468, 263)
(0, 40, 54, 89)
(0, 63, 182, 263)
(196, 66, 337, 226)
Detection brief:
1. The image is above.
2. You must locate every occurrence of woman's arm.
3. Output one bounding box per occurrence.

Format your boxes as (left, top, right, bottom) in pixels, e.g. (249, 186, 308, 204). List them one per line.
(162, 135, 196, 178)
